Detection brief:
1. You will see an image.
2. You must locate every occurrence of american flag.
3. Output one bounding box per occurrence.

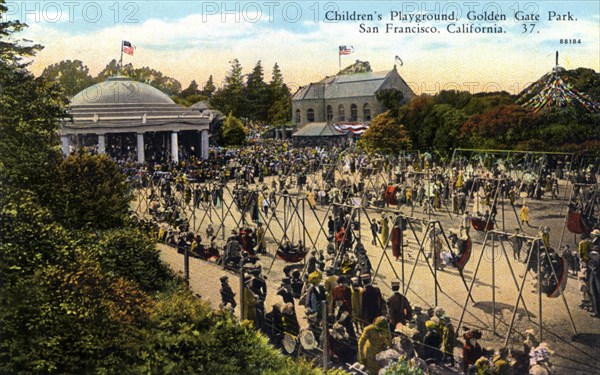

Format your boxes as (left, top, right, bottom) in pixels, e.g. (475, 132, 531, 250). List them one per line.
(123, 41, 135, 56)
(339, 45, 353, 56)
(333, 122, 369, 135)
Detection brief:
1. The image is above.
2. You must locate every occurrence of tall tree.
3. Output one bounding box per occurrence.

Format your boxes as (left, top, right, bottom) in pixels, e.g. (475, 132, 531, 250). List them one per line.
(0, 1, 67, 204)
(202, 75, 216, 98)
(181, 80, 200, 98)
(41, 60, 96, 98)
(245, 60, 269, 122)
(210, 59, 246, 117)
(267, 63, 291, 125)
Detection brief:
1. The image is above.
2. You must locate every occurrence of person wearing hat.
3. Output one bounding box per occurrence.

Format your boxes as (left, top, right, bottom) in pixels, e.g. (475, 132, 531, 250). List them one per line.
(241, 274, 258, 326)
(323, 266, 337, 315)
(421, 320, 443, 363)
(256, 223, 266, 254)
(520, 202, 532, 227)
(386, 280, 413, 328)
(370, 219, 379, 245)
(440, 315, 455, 367)
(462, 329, 485, 374)
(379, 215, 389, 248)
(350, 277, 363, 333)
(510, 228, 524, 262)
(361, 280, 385, 326)
(332, 276, 352, 314)
(358, 316, 392, 375)
(219, 275, 237, 309)
(492, 347, 511, 375)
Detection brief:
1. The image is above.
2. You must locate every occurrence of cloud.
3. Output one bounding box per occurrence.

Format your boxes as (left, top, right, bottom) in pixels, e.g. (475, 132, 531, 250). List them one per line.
(20, 7, 599, 95)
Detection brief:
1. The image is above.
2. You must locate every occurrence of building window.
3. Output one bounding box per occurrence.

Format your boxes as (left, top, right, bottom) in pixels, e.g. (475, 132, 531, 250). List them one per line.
(326, 105, 333, 121)
(338, 104, 345, 121)
(350, 104, 358, 121)
(295, 109, 301, 124)
(307, 108, 315, 122)
(363, 103, 371, 121)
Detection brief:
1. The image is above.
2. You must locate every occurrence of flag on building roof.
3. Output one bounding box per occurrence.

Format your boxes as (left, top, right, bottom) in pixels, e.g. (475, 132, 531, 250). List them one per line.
(339, 45, 353, 56)
(333, 122, 369, 135)
(123, 41, 135, 56)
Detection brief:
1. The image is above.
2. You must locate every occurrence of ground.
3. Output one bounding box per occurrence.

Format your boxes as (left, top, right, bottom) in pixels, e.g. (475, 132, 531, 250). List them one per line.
(139, 172, 600, 374)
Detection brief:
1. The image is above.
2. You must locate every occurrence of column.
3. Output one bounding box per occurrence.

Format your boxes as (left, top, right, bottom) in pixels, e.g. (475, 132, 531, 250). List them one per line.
(136, 133, 145, 164)
(201, 129, 209, 160)
(97, 134, 106, 154)
(171, 131, 179, 163)
(61, 135, 70, 156)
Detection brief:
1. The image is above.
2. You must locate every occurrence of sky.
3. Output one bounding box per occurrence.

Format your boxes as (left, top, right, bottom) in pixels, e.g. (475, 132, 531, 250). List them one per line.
(3, 1, 599, 95)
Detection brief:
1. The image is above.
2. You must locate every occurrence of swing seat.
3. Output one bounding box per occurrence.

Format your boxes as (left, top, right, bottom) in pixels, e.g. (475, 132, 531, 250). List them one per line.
(277, 245, 308, 263)
(544, 256, 568, 298)
(471, 217, 494, 232)
(385, 186, 399, 205)
(567, 211, 590, 235)
(453, 237, 472, 270)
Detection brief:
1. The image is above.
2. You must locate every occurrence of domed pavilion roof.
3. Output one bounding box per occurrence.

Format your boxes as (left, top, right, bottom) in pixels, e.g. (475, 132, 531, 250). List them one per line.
(71, 76, 175, 106)
(62, 76, 210, 135)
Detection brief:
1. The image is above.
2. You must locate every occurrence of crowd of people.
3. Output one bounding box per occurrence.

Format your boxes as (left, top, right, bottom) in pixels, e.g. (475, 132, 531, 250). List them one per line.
(126, 140, 598, 374)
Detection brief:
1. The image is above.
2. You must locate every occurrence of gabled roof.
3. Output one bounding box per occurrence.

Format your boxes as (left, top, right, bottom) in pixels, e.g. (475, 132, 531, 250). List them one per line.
(292, 122, 344, 137)
(292, 71, 393, 101)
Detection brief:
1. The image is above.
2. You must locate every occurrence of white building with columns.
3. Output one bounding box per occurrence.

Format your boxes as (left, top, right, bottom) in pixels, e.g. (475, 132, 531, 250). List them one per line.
(60, 76, 211, 163)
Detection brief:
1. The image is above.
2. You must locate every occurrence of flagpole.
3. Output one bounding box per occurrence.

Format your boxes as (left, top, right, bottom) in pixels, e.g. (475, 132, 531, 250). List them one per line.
(118, 40, 124, 76)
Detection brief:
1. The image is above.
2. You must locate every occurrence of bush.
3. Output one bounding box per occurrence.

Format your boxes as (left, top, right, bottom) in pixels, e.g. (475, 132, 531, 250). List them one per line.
(50, 152, 131, 230)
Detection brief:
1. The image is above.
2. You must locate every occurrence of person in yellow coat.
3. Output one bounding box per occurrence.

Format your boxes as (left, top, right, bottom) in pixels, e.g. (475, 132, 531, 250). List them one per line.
(307, 190, 316, 209)
(520, 202, 532, 227)
(379, 215, 389, 248)
(241, 276, 258, 326)
(358, 316, 392, 374)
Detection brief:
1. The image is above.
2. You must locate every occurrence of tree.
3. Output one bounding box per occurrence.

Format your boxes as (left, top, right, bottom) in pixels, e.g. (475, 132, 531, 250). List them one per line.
(358, 111, 412, 154)
(221, 113, 247, 146)
(268, 63, 292, 125)
(50, 152, 132, 230)
(211, 59, 246, 117)
(202, 75, 216, 98)
(94, 61, 182, 95)
(41, 60, 96, 98)
(461, 104, 538, 149)
(376, 88, 405, 116)
(180, 80, 200, 98)
(0, 2, 68, 205)
(245, 60, 269, 122)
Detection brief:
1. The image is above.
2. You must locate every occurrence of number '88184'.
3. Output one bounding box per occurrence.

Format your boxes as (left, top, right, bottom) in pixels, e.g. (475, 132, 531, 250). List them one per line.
(560, 39, 582, 44)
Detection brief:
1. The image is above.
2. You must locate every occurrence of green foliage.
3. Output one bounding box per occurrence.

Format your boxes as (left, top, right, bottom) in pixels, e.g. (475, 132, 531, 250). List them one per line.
(376, 88, 405, 116)
(245, 60, 269, 122)
(41, 60, 95, 98)
(140, 292, 343, 375)
(0, 63, 67, 204)
(211, 59, 246, 117)
(222, 113, 247, 146)
(202, 75, 217, 97)
(95, 60, 182, 95)
(358, 111, 412, 154)
(380, 356, 427, 375)
(50, 152, 131, 230)
(268, 64, 292, 125)
(91, 229, 176, 292)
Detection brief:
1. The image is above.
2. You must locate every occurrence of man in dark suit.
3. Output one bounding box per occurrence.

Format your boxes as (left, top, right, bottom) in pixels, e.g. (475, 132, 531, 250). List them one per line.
(386, 280, 412, 329)
(361, 278, 385, 326)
